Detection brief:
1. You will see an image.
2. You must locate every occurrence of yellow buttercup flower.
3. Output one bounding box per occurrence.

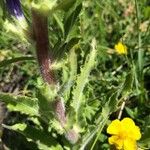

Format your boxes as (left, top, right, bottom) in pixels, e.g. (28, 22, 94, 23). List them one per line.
(107, 118, 141, 150)
(115, 42, 127, 55)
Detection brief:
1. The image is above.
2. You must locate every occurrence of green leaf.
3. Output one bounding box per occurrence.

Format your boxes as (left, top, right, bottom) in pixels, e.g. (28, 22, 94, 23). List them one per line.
(71, 39, 97, 121)
(144, 6, 150, 19)
(0, 5, 3, 17)
(59, 46, 78, 100)
(0, 92, 39, 116)
(121, 73, 133, 96)
(53, 37, 80, 60)
(0, 0, 4, 19)
(35, 84, 57, 123)
(53, 13, 65, 37)
(50, 119, 64, 135)
(64, 4, 82, 38)
(139, 128, 150, 148)
(80, 116, 108, 150)
(84, 105, 97, 121)
(139, 116, 150, 148)
(3, 123, 63, 150)
(54, 0, 76, 11)
(84, 99, 100, 121)
(102, 91, 118, 118)
(3, 123, 27, 131)
(125, 107, 135, 119)
(0, 56, 35, 68)
(85, 91, 118, 150)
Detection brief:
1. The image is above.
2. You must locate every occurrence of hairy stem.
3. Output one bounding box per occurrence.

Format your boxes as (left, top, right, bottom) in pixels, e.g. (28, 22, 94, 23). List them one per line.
(32, 9, 55, 84)
(32, 8, 67, 127)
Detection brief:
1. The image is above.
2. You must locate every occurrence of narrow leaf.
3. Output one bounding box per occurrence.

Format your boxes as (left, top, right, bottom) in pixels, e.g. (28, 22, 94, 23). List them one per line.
(64, 4, 82, 38)
(71, 39, 97, 121)
(0, 56, 35, 68)
(3, 123, 63, 150)
(0, 92, 39, 116)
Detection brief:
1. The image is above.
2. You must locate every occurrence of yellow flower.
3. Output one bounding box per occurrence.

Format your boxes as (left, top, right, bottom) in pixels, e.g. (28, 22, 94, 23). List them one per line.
(115, 42, 127, 55)
(107, 118, 141, 150)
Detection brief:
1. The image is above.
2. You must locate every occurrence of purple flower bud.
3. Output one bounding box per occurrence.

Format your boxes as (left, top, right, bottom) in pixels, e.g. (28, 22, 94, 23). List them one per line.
(6, 0, 24, 19)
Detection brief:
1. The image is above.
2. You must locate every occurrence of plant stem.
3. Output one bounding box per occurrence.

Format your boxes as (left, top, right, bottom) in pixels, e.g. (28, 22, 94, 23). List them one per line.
(135, 0, 143, 80)
(135, 0, 145, 102)
(32, 9, 55, 84)
(118, 101, 126, 120)
(90, 117, 108, 150)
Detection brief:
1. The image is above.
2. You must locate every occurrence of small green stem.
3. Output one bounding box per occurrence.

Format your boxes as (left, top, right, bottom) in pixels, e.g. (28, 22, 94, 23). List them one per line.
(135, 0, 145, 102)
(135, 0, 143, 80)
(90, 117, 108, 150)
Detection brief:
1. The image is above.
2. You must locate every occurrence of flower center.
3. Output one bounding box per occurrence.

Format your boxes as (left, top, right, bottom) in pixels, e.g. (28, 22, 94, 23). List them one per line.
(118, 131, 127, 140)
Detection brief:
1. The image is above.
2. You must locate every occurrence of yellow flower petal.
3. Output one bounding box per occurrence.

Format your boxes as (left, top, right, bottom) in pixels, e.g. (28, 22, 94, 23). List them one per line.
(121, 118, 135, 128)
(133, 126, 141, 140)
(109, 136, 123, 149)
(124, 138, 137, 150)
(129, 126, 141, 140)
(121, 118, 141, 140)
(107, 119, 121, 135)
(115, 42, 127, 55)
